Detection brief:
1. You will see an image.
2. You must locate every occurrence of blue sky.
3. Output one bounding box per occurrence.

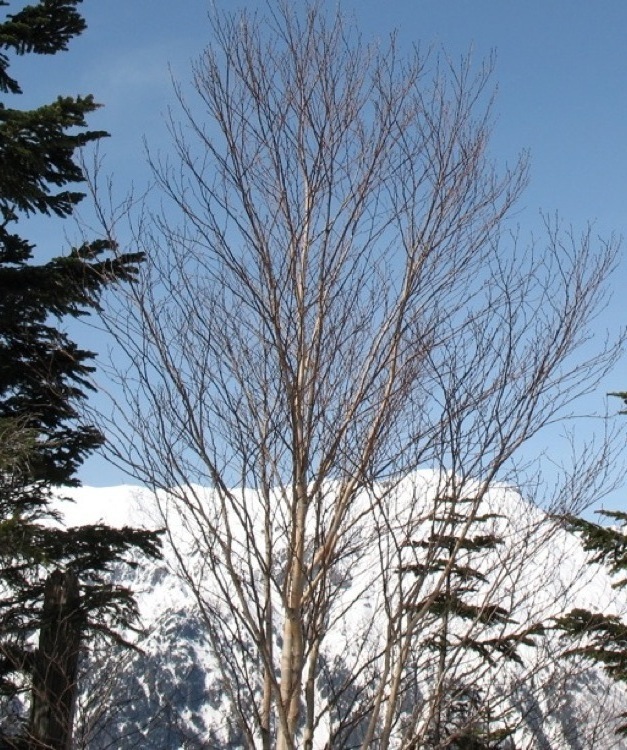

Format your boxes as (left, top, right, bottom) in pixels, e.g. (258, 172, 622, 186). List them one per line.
(79, 0, 627, 236)
(21, 0, 626, 237)
(9, 1, 627, 491)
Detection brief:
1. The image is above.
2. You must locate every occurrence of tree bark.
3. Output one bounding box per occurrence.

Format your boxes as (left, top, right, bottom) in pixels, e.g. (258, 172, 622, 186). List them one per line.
(28, 569, 82, 750)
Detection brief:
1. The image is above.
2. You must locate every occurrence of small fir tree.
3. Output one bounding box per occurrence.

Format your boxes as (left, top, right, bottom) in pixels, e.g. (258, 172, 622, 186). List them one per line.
(0, 1, 161, 746)
(404, 494, 538, 749)
(554, 392, 627, 737)
(554, 508, 627, 735)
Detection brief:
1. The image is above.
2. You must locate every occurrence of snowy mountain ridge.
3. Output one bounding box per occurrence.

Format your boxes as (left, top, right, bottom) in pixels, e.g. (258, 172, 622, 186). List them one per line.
(57, 474, 627, 749)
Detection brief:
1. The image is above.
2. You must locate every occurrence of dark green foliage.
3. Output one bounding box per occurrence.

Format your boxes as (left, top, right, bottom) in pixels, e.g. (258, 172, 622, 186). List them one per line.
(555, 602, 627, 736)
(420, 682, 515, 749)
(406, 498, 541, 663)
(404, 495, 537, 748)
(0, 0, 161, 739)
(554, 391, 627, 737)
(0, 0, 85, 66)
(562, 512, 627, 586)
(0, 239, 144, 493)
(554, 608, 627, 678)
(609, 391, 627, 415)
(554, 517, 627, 735)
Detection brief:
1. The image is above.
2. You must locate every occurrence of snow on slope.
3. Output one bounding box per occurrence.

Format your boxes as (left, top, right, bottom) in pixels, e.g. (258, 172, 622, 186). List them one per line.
(59, 474, 627, 749)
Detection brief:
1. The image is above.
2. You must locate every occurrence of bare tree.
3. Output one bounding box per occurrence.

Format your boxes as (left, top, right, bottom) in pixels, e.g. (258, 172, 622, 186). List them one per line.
(88, 2, 624, 747)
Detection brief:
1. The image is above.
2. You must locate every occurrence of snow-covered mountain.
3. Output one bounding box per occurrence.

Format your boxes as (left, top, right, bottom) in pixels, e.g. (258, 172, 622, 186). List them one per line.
(57, 476, 627, 749)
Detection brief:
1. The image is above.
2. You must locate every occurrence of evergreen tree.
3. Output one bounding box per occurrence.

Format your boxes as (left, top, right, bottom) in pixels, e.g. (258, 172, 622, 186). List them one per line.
(0, 1, 161, 745)
(554, 392, 627, 737)
(404, 495, 539, 748)
(554, 508, 627, 736)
